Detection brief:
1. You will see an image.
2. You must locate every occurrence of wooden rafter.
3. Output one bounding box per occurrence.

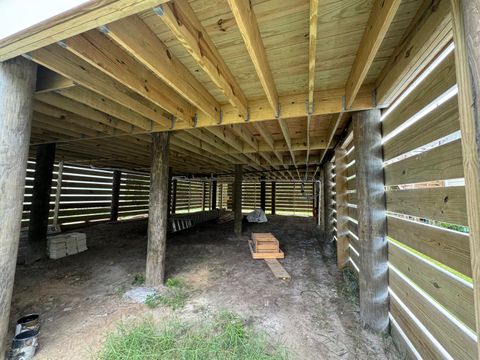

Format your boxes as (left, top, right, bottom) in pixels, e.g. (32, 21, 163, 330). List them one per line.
(345, 0, 401, 109)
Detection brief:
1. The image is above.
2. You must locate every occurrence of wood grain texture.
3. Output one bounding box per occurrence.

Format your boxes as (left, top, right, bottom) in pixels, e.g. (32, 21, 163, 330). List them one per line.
(146, 132, 170, 287)
(335, 149, 349, 269)
(0, 57, 36, 358)
(234, 164, 243, 236)
(450, 0, 480, 354)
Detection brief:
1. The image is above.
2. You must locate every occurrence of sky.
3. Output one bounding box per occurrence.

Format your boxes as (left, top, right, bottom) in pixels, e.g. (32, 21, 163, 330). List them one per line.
(0, 0, 89, 40)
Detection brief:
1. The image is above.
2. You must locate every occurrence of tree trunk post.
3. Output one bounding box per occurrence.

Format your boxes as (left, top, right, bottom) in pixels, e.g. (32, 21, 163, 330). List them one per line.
(353, 109, 388, 333)
(27, 143, 56, 264)
(334, 148, 349, 269)
(260, 176, 266, 211)
(212, 180, 217, 209)
(271, 181, 276, 215)
(146, 132, 170, 287)
(110, 170, 121, 222)
(234, 164, 243, 236)
(450, 0, 480, 351)
(0, 57, 36, 358)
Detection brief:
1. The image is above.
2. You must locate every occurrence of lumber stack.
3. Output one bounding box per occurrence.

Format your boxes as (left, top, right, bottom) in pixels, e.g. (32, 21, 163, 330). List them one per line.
(248, 233, 284, 259)
(47, 232, 87, 259)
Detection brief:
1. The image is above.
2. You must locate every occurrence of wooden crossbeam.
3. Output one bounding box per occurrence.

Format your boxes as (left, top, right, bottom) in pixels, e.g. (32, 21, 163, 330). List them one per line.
(345, 0, 401, 109)
(36, 67, 75, 93)
(159, 0, 248, 119)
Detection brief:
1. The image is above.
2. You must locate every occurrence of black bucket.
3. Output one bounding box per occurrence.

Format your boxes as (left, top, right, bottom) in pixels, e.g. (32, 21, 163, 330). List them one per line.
(9, 329, 39, 360)
(15, 314, 40, 335)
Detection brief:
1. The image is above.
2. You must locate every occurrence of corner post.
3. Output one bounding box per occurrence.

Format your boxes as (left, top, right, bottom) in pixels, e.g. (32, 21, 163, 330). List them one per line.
(334, 149, 349, 268)
(27, 143, 56, 263)
(353, 109, 388, 332)
(110, 170, 121, 221)
(0, 57, 36, 357)
(146, 132, 170, 286)
(234, 164, 243, 236)
(450, 0, 480, 349)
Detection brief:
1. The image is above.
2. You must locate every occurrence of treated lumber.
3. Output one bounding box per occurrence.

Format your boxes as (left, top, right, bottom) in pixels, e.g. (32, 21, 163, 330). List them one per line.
(353, 109, 388, 332)
(334, 148, 349, 268)
(319, 113, 348, 163)
(345, 0, 401, 108)
(0, 0, 171, 62)
(307, 0, 319, 113)
(0, 57, 37, 358)
(159, 0, 248, 118)
(110, 170, 121, 221)
(27, 143, 56, 264)
(390, 269, 476, 360)
(36, 67, 75, 93)
(323, 162, 334, 241)
(264, 259, 290, 280)
(450, 0, 480, 352)
(389, 241, 475, 331)
(146, 132, 170, 286)
(376, 0, 452, 106)
(234, 164, 243, 236)
(62, 30, 196, 123)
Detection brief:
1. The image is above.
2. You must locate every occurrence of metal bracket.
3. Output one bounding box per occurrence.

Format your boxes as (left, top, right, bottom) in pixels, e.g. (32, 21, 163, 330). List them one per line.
(193, 113, 198, 128)
(341, 95, 346, 112)
(153, 5, 165, 16)
(371, 89, 377, 108)
(170, 114, 176, 130)
(245, 108, 250, 122)
(98, 25, 109, 34)
(275, 103, 281, 119)
(218, 109, 223, 125)
(306, 99, 314, 115)
(57, 40, 67, 49)
(22, 53, 33, 61)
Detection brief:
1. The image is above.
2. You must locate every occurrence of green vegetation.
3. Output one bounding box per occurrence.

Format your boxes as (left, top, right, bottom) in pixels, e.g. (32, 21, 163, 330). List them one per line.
(435, 221, 469, 234)
(97, 312, 288, 360)
(341, 267, 359, 305)
(132, 273, 145, 286)
(144, 278, 187, 310)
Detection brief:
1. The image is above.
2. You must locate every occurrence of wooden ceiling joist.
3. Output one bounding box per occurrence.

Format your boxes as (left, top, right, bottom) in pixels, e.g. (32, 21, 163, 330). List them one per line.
(36, 67, 75, 93)
(345, 0, 401, 109)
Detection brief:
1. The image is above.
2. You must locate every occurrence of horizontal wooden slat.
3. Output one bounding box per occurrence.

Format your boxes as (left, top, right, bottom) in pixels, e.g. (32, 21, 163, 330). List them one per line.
(383, 95, 460, 161)
(383, 51, 456, 137)
(389, 241, 475, 330)
(384, 140, 463, 185)
(390, 269, 476, 359)
(386, 186, 468, 226)
(387, 215, 471, 277)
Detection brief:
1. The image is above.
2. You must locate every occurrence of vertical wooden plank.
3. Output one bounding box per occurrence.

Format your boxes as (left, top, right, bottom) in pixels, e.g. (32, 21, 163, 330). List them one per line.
(146, 132, 170, 287)
(271, 181, 276, 215)
(353, 109, 388, 332)
(323, 162, 334, 241)
(212, 180, 217, 210)
(171, 178, 177, 214)
(110, 170, 121, 221)
(234, 164, 243, 236)
(0, 57, 36, 357)
(167, 167, 173, 216)
(335, 149, 349, 268)
(52, 160, 63, 226)
(202, 181, 207, 211)
(450, 0, 480, 352)
(27, 143, 56, 263)
(319, 169, 324, 229)
(260, 176, 266, 211)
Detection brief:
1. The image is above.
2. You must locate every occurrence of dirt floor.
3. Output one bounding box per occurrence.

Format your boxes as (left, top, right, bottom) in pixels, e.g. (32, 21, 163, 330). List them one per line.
(7, 215, 401, 359)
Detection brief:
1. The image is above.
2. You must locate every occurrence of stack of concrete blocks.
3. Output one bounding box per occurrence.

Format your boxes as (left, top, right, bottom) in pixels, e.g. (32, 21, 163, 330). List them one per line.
(47, 233, 87, 259)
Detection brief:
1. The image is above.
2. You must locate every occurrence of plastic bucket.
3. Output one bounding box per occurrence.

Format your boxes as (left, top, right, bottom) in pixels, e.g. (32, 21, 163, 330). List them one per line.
(15, 314, 40, 336)
(9, 329, 39, 360)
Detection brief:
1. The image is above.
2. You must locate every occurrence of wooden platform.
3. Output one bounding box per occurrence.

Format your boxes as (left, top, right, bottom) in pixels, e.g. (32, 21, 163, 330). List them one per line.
(248, 240, 284, 259)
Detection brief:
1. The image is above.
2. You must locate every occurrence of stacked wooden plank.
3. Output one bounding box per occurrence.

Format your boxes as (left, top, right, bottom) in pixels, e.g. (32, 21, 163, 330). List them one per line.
(248, 233, 284, 259)
(47, 232, 87, 259)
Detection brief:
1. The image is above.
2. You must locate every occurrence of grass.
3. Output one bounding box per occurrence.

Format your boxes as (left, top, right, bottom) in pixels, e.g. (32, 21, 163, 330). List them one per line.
(132, 273, 145, 286)
(341, 267, 359, 306)
(144, 278, 187, 310)
(97, 311, 288, 360)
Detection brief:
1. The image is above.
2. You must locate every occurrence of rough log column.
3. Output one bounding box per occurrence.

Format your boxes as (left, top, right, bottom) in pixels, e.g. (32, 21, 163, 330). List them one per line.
(353, 109, 388, 332)
(211, 179, 217, 210)
(451, 0, 480, 352)
(27, 143, 56, 263)
(234, 164, 243, 236)
(0, 57, 36, 357)
(260, 176, 266, 211)
(323, 162, 334, 242)
(334, 149, 349, 268)
(110, 170, 121, 221)
(146, 132, 170, 286)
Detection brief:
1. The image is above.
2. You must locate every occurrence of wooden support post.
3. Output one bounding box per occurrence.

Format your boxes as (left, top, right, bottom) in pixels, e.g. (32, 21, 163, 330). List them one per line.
(334, 148, 349, 268)
(318, 174, 324, 228)
(323, 162, 334, 242)
(146, 132, 170, 287)
(171, 179, 177, 214)
(0, 57, 36, 358)
(110, 170, 121, 221)
(27, 142, 55, 264)
(450, 0, 480, 351)
(271, 181, 276, 215)
(234, 164, 243, 236)
(202, 181, 207, 211)
(212, 180, 217, 210)
(52, 160, 63, 226)
(260, 176, 266, 211)
(353, 109, 388, 333)
(167, 167, 173, 216)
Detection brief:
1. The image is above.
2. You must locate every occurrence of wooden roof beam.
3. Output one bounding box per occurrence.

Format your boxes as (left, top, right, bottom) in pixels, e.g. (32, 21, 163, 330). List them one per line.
(345, 0, 401, 109)
(36, 67, 75, 93)
(159, 0, 248, 119)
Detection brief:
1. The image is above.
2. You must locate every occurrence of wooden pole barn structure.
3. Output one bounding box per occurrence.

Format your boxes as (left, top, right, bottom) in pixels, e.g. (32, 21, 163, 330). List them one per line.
(0, 0, 479, 358)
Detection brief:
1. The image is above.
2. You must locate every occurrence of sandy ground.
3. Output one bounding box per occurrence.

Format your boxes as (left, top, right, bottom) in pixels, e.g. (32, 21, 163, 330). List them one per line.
(7, 215, 401, 359)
